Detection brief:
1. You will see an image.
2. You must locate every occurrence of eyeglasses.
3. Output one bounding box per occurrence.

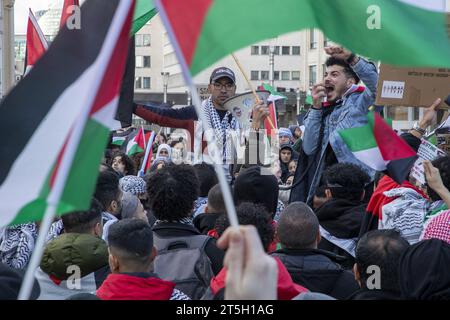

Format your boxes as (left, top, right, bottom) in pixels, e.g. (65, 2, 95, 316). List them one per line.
(212, 82, 235, 91)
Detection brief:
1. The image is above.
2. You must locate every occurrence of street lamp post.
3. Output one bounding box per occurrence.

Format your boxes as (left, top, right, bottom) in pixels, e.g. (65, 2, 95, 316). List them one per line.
(161, 72, 169, 103)
(161, 72, 170, 135)
(269, 45, 275, 88)
(186, 90, 191, 105)
(296, 88, 301, 115)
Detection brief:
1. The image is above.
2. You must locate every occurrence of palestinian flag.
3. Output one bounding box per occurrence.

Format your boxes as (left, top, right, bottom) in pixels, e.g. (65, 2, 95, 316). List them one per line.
(338, 112, 417, 184)
(60, 0, 79, 28)
(259, 83, 287, 102)
(112, 137, 125, 147)
(132, 0, 158, 35)
(139, 131, 157, 175)
(257, 84, 283, 136)
(156, 0, 450, 76)
(126, 127, 146, 156)
(0, 0, 135, 227)
(24, 9, 48, 74)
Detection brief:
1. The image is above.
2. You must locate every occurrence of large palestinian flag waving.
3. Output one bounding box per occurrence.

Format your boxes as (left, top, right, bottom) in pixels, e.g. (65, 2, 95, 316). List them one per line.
(0, 0, 135, 227)
(156, 0, 450, 76)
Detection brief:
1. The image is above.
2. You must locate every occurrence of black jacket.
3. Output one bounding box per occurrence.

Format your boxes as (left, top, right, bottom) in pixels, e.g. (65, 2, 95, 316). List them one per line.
(193, 213, 223, 235)
(271, 248, 359, 300)
(152, 222, 224, 275)
(347, 288, 402, 300)
(315, 198, 366, 269)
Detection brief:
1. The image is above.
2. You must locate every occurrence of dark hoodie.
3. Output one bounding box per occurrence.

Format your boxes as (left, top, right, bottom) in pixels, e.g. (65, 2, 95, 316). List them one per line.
(315, 199, 365, 269)
(399, 239, 450, 300)
(233, 166, 279, 217)
(193, 213, 223, 235)
(279, 144, 296, 183)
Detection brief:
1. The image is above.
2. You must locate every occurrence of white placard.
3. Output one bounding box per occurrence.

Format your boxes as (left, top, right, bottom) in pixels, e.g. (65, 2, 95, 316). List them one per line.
(410, 139, 446, 185)
(381, 81, 405, 99)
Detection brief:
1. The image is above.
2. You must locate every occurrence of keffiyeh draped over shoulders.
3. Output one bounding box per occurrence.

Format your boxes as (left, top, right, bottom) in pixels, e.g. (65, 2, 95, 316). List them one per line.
(194, 97, 240, 164)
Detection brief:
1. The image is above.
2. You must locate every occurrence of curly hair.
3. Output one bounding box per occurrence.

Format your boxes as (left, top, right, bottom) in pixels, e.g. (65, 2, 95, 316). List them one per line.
(322, 163, 370, 202)
(146, 164, 199, 221)
(427, 156, 450, 202)
(112, 151, 136, 176)
(214, 202, 274, 252)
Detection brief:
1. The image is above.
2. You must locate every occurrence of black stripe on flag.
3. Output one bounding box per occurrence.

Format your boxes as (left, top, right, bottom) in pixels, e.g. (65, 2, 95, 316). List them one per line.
(0, 0, 120, 184)
(386, 155, 418, 185)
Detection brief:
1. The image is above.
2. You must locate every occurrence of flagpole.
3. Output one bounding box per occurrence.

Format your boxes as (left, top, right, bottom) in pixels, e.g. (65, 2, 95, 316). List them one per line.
(139, 131, 156, 176)
(231, 53, 276, 130)
(141, 126, 146, 149)
(156, 0, 238, 228)
(18, 0, 134, 300)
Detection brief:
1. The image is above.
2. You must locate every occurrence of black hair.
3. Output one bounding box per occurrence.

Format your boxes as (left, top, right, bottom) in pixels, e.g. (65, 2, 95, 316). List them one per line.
(94, 170, 121, 212)
(193, 163, 218, 197)
(277, 202, 319, 249)
(215, 202, 274, 252)
(62, 198, 103, 234)
(170, 137, 184, 148)
(103, 149, 113, 166)
(112, 151, 136, 176)
(356, 230, 409, 292)
(207, 184, 226, 213)
(323, 163, 370, 202)
(427, 156, 450, 202)
(325, 57, 360, 84)
(108, 219, 153, 264)
(146, 164, 199, 220)
(314, 185, 327, 198)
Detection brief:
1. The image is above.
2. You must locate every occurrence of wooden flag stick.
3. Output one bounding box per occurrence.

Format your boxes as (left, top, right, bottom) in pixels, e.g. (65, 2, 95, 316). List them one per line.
(231, 53, 276, 130)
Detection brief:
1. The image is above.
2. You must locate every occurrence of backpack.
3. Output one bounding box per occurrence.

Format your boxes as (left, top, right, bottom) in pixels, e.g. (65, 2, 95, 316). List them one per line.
(152, 231, 215, 300)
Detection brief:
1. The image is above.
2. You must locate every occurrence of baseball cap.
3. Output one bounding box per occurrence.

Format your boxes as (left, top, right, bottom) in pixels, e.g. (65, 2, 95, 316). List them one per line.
(210, 67, 236, 84)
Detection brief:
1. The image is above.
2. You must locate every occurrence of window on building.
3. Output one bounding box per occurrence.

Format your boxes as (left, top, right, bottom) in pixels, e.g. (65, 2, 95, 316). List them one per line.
(251, 46, 259, 55)
(261, 46, 270, 55)
(292, 46, 300, 55)
(310, 29, 317, 49)
(324, 38, 331, 47)
(274, 71, 280, 80)
(281, 71, 290, 81)
(135, 77, 142, 89)
(136, 56, 143, 68)
(261, 71, 269, 81)
(282, 46, 290, 55)
(309, 65, 317, 86)
(143, 34, 151, 46)
(273, 46, 280, 55)
(143, 77, 151, 89)
(143, 56, 151, 68)
(136, 56, 151, 68)
(291, 71, 300, 80)
(136, 34, 151, 47)
(251, 71, 259, 80)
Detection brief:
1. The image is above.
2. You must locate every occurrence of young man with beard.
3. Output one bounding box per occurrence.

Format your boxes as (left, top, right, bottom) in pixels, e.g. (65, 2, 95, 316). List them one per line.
(134, 67, 270, 178)
(292, 46, 378, 204)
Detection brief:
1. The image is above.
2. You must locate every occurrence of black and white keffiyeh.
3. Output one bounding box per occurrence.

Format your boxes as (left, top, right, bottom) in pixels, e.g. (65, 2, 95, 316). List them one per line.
(195, 97, 239, 163)
(0, 223, 38, 269)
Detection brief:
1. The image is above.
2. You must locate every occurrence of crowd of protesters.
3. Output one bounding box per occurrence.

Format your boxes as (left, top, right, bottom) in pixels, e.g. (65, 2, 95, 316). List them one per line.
(1, 45, 449, 301)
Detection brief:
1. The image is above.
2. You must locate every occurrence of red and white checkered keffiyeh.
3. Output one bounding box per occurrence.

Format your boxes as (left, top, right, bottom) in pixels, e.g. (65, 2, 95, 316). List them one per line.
(420, 210, 450, 244)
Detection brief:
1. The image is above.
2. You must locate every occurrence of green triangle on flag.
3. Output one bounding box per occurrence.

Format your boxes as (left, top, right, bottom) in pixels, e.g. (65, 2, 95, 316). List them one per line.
(132, 0, 157, 35)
